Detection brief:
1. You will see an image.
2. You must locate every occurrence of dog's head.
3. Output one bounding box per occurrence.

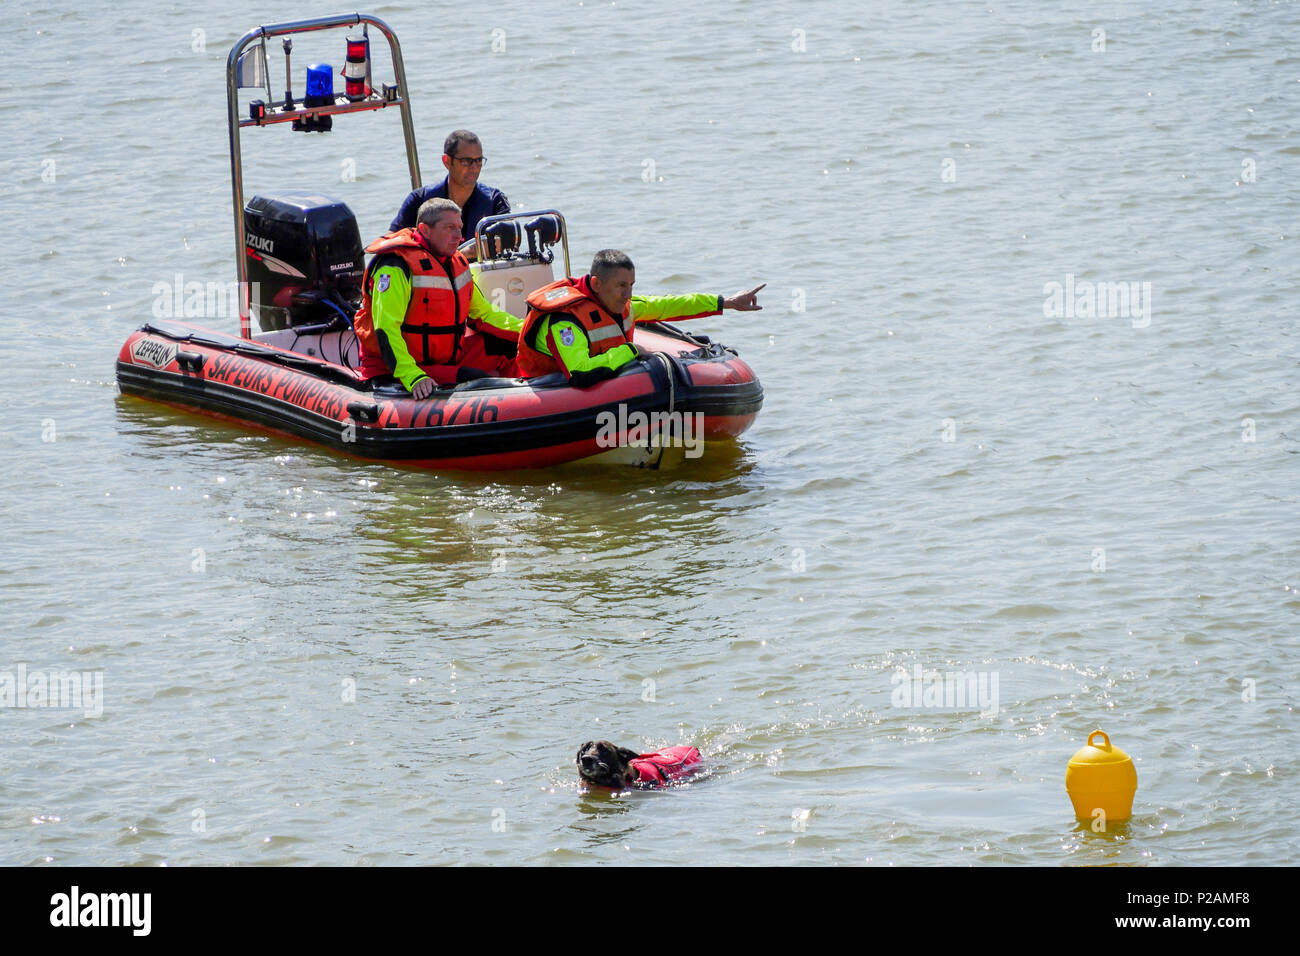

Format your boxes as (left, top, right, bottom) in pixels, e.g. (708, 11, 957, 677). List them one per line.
(576, 740, 641, 790)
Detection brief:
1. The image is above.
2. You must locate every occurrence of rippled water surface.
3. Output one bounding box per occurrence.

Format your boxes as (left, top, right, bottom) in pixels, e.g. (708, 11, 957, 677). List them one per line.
(2, 0, 1297, 866)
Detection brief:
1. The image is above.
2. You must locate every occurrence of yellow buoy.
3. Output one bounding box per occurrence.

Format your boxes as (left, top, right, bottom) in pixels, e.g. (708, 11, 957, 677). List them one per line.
(1066, 729, 1137, 826)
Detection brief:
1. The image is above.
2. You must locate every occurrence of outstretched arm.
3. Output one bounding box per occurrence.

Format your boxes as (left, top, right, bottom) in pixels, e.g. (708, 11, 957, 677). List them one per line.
(630, 283, 765, 323)
(630, 291, 722, 324)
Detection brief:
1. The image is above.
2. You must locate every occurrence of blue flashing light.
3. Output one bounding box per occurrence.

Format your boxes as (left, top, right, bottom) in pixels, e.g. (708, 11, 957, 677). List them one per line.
(305, 64, 334, 99)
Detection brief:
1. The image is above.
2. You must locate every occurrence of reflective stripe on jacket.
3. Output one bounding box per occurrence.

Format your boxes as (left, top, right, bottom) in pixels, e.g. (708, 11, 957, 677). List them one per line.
(353, 229, 473, 375)
(517, 276, 723, 379)
(517, 276, 631, 378)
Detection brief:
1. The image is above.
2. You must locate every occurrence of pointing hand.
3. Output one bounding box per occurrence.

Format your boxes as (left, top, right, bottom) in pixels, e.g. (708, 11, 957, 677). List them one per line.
(723, 283, 766, 311)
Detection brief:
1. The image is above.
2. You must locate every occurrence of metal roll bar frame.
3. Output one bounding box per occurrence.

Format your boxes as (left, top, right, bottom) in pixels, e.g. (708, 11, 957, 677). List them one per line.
(226, 13, 421, 339)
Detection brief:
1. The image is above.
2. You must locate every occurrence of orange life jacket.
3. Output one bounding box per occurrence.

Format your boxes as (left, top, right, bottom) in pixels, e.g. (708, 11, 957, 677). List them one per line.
(353, 229, 473, 372)
(517, 276, 631, 377)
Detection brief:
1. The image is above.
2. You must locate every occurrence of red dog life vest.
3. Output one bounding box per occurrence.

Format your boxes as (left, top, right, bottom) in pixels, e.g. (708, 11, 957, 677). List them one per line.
(628, 746, 702, 787)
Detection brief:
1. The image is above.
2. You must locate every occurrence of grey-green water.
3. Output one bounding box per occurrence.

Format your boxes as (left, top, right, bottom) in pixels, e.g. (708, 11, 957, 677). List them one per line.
(1, 0, 1296, 865)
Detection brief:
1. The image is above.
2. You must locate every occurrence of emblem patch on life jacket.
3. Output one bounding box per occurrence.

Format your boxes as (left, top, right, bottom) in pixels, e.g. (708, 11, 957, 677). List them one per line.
(560, 326, 576, 347)
(376, 273, 391, 292)
(545, 288, 567, 301)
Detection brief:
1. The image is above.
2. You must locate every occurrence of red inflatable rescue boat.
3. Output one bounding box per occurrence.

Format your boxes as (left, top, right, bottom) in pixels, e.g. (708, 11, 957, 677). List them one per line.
(113, 13, 761, 470)
(116, 319, 761, 470)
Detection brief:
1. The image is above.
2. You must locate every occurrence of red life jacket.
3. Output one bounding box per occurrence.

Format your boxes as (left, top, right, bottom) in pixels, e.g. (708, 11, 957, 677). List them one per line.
(628, 746, 702, 787)
(353, 229, 473, 376)
(517, 275, 632, 377)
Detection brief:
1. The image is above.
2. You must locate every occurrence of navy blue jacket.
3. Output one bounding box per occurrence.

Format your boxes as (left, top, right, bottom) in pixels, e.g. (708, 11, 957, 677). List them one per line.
(389, 177, 511, 241)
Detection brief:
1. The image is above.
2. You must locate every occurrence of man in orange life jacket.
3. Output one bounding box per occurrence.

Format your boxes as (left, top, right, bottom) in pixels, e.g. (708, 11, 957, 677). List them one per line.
(517, 250, 765, 386)
(353, 198, 522, 399)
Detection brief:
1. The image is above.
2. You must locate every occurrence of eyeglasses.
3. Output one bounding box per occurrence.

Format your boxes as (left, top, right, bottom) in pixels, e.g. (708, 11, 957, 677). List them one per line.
(450, 156, 486, 168)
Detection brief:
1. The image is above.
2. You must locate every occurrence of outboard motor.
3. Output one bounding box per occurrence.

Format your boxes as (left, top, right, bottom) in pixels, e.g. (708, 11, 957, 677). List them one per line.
(243, 192, 364, 330)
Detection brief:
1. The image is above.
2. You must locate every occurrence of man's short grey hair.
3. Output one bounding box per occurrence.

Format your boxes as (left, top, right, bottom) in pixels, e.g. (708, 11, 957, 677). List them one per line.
(591, 249, 635, 280)
(417, 198, 461, 228)
(443, 129, 481, 158)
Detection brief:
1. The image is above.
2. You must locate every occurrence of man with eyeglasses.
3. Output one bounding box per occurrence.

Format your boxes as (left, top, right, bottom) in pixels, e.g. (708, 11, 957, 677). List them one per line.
(389, 130, 510, 251)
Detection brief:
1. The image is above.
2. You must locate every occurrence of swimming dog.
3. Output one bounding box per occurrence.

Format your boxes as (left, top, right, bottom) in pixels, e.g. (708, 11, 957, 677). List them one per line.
(576, 740, 702, 790)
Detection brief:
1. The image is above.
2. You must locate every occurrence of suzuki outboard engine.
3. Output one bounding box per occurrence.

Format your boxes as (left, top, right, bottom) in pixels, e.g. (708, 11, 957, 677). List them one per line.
(243, 192, 364, 331)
